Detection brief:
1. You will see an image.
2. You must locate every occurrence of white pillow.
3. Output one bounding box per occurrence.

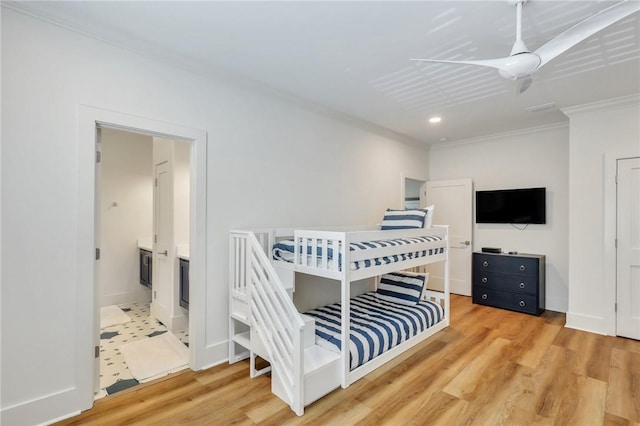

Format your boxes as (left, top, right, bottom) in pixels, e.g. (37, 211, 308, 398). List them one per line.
(422, 205, 435, 228)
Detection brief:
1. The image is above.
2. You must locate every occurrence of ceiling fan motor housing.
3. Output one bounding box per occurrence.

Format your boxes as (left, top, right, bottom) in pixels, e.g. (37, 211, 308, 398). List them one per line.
(497, 52, 541, 80)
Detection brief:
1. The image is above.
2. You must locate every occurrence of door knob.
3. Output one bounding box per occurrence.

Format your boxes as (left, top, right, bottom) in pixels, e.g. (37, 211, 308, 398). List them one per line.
(463, 241, 471, 246)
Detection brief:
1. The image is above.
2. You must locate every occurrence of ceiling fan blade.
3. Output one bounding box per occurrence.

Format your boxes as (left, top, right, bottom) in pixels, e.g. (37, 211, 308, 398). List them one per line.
(517, 76, 533, 95)
(535, 0, 640, 68)
(412, 53, 541, 80)
(411, 57, 514, 71)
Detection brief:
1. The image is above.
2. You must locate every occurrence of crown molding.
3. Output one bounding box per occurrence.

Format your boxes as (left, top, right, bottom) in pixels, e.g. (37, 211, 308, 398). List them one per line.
(561, 94, 640, 116)
(429, 122, 569, 150)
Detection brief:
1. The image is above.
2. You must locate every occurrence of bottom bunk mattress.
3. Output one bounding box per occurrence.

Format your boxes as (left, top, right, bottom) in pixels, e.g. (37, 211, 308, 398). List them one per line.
(304, 292, 444, 371)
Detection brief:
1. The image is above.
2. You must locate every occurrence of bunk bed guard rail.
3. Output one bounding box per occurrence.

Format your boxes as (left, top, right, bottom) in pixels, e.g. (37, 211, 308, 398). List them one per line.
(229, 230, 306, 416)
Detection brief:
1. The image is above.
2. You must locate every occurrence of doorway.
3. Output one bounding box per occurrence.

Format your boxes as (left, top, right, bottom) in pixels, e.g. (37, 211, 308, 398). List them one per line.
(77, 106, 207, 412)
(96, 129, 191, 396)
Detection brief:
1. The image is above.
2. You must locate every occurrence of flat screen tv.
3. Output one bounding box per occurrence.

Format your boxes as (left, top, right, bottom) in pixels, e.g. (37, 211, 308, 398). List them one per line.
(476, 187, 546, 224)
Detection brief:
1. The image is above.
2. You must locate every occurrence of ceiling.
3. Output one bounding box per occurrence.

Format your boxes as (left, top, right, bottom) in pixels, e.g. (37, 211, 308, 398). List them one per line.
(9, 1, 640, 144)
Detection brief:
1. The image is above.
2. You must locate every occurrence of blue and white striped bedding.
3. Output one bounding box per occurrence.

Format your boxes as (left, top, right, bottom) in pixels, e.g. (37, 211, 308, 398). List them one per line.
(272, 235, 444, 270)
(304, 292, 444, 370)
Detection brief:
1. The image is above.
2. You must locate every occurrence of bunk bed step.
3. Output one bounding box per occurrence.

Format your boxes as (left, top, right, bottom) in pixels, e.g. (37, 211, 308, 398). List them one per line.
(301, 314, 315, 348)
(231, 294, 249, 322)
(302, 345, 341, 405)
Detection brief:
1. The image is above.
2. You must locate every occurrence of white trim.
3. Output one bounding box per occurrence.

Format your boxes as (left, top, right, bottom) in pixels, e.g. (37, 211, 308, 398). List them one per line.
(561, 94, 640, 116)
(0, 388, 78, 426)
(429, 122, 568, 150)
(400, 173, 428, 210)
(565, 312, 610, 336)
(77, 106, 207, 415)
(603, 154, 620, 336)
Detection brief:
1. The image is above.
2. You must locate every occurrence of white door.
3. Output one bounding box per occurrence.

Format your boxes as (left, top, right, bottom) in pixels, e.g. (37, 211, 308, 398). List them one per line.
(617, 157, 640, 340)
(152, 161, 174, 326)
(426, 179, 473, 296)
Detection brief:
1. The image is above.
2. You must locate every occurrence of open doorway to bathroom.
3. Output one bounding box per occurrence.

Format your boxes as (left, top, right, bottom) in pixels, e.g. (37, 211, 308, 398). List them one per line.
(95, 128, 191, 398)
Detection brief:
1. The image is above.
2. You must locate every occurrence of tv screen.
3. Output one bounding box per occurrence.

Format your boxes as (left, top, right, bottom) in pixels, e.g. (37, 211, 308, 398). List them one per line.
(476, 187, 546, 224)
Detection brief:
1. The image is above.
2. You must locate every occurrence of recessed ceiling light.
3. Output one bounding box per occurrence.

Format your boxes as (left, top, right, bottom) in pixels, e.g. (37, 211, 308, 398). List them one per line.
(428, 116, 442, 124)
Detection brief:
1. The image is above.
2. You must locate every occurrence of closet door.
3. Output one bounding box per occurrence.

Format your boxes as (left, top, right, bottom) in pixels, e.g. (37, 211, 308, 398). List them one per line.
(426, 179, 473, 296)
(617, 157, 640, 340)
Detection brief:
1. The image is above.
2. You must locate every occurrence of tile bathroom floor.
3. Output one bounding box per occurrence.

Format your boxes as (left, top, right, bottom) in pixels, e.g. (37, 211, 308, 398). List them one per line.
(97, 302, 189, 399)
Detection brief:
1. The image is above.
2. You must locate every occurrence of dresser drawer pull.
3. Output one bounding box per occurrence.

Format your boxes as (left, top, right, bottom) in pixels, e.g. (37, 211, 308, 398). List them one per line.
(519, 300, 526, 307)
(482, 294, 488, 300)
(519, 282, 525, 289)
(519, 265, 526, 272)
(482, 277, 488, 283)
(483, 261, 489, 267)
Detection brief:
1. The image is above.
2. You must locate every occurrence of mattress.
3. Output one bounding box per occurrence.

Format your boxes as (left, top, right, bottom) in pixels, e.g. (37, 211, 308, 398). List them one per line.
(304, 292, 444, 370)
(272, 235, 444, 271)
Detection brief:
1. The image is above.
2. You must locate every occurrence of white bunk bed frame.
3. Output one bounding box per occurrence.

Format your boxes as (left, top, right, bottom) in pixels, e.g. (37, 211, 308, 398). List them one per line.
(229, 225, 449, 416)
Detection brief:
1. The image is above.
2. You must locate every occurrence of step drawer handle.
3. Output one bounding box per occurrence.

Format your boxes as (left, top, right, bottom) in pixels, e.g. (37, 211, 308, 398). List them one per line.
(482, 277, 488, 283)
(519, 265, 526, 271)
(519, 300, 526, 307)
(519, 282, 525, 289)
(483, 261, 489, 267)
(482, 294, 488, 300)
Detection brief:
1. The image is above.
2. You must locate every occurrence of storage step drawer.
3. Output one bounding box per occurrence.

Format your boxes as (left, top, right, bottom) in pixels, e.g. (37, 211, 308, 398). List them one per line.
(473, 271, 537, 295)
(473, 287, 538, 315)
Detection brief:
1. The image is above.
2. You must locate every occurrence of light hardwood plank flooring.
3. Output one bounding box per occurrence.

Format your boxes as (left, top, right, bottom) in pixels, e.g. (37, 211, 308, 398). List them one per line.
(57, 295, 640, 425)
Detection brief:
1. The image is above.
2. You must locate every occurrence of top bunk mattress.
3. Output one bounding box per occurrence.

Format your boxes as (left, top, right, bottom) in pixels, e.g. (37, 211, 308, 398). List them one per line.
(272, 234, 445, 271)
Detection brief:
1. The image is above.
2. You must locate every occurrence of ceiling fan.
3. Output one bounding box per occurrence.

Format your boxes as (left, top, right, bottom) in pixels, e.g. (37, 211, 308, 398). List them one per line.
(411, 0, 640, 94)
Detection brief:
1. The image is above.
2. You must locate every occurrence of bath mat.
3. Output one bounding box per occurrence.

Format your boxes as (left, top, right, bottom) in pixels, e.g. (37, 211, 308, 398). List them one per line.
(100, 305, 132, 328)
(120, 332, 189, 382)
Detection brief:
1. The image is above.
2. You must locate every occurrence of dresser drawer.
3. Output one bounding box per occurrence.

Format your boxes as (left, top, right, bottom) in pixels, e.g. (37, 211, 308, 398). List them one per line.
(473, 254, 538, 276)
(473, 287, 538, 315)
(473, 271, 537, 295)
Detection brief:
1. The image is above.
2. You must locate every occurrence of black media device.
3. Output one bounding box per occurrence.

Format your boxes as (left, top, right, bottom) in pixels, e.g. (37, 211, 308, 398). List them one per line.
(481, 247, 502, 253)
(475, 187, 546, 224)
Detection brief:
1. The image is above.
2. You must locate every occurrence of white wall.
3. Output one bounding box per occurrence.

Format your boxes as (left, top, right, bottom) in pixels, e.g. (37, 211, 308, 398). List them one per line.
(563, 95, 640, 335)
(429, 125, 570, 312)
(1, 9, 429, 424)
(99, 128, 153, 306)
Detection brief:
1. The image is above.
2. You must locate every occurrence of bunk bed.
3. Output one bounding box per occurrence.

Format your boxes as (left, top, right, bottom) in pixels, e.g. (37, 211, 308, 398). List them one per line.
(229, 211, 449, 416)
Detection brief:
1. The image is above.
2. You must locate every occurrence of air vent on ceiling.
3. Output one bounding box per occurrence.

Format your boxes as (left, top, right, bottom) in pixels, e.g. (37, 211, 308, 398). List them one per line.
(525, 102, 556, 113)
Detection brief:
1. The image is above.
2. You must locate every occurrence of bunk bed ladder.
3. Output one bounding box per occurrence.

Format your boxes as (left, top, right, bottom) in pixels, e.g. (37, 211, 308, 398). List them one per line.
(230, 231, 341, 416)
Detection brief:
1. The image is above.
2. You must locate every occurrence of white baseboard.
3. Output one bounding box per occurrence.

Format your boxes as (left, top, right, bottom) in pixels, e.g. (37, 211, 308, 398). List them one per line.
(99, 288, 151, 307)
(0, 387, 81, 426)
(565, 311, 612, 336)
(196, 340, 230, 371)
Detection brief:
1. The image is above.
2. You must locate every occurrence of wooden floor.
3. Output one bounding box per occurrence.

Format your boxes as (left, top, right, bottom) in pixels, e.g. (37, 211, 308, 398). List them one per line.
(57, 295, 640, 425)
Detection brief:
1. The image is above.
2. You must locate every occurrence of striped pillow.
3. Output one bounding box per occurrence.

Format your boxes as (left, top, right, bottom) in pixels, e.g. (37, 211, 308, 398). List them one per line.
(380, 209, 426, 230)
(376, 272, 426, 305)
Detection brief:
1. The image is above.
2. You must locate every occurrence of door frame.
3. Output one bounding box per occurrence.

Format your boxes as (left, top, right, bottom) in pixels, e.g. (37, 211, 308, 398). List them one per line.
(77, 106, 207, 410)
(400, 173, 427, 209)
(604, 153, 639, 336)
